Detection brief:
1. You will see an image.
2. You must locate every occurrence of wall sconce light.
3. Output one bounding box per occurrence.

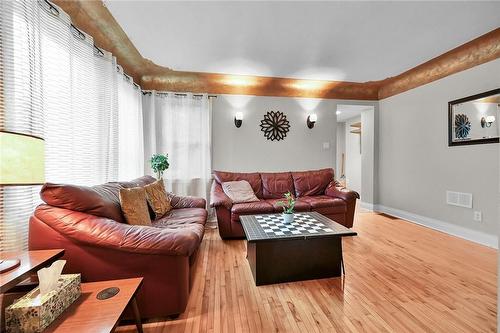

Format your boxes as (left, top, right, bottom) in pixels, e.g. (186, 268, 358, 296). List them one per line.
(481, 115, 496, 128)
(307, 114, 317, 129)
(234, 112, 243, 128)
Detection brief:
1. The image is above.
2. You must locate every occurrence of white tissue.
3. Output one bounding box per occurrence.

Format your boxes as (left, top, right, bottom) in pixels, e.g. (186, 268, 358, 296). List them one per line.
(37, 260, 66, 296)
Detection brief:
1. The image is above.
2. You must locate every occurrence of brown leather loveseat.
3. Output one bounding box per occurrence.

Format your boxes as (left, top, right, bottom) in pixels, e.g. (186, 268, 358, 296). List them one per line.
(29, 176, 207, 318)
(210, 168, 359, 239)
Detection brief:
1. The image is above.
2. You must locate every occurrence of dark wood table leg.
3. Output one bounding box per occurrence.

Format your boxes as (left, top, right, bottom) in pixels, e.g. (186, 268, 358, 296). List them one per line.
(340, 240, 345, 275)
(131, 298, 143, 333)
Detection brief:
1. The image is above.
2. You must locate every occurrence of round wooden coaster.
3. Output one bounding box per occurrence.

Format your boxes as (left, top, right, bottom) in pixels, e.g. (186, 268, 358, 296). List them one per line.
(96, 287, 120, 300)
(0, 259, 21, 274)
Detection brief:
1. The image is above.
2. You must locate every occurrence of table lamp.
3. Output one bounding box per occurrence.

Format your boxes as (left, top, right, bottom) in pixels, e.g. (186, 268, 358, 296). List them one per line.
(0, 130, 45, 273)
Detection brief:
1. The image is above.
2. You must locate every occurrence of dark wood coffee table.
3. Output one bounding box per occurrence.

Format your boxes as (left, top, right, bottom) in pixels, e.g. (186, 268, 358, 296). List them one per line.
(240, 212, 357, 286)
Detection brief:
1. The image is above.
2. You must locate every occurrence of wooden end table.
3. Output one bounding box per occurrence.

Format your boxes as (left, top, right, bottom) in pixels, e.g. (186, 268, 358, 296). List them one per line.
(0, 249, 65, 294)
(1, 249, 65, 332)
(44, 278, 144, 333)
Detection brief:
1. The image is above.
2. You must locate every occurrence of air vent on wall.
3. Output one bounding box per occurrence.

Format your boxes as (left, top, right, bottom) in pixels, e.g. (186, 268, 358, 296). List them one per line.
(446, 191, 473, 208)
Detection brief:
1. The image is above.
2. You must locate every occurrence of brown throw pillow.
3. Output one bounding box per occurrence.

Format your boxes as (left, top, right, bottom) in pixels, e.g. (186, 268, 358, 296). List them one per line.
(144, 179, 172, 219)
(119, 187, 151, 226)
(222, 180, 260, 203)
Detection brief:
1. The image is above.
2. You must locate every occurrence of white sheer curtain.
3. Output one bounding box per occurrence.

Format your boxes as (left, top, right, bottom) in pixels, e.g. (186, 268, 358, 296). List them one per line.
(40, 5, 119, 185)
(0, 0, 144, 252)
(117, 68, 144, 181)
(143, 92, 212, 200)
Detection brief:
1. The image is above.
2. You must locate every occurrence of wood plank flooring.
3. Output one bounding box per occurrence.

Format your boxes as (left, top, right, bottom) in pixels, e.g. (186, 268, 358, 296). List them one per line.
(117, 212, 497, 333)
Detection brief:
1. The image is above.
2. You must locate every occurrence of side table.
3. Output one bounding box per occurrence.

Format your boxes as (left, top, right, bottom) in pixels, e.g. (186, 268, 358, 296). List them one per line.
(0, 249, 65, 331)
(44, 278, 144, 333)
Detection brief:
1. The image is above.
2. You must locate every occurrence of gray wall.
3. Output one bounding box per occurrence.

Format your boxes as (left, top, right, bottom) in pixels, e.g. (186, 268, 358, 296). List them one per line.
(361, 106, 377, 205)
(378, 59, 500, 236)
(212, 95, 339, 173)
(336, 122, 346, 177)
(212, 95, 378, 178)
(344, 116, 362, 195)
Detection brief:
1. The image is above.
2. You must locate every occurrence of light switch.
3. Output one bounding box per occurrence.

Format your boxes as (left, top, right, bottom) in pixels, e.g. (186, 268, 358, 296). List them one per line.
(322, 142, 330, 149)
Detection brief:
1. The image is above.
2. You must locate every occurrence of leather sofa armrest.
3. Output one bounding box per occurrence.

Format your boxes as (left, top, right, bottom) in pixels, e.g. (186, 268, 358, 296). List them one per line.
(33, 205, 200, 257)
(209, 181, 232, 209)
(325, 181, 360, 201)
(169, 193, 206, 209)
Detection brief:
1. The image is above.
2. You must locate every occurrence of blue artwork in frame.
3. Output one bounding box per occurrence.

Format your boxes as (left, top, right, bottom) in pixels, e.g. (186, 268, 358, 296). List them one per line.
(454, 113, 471, 140)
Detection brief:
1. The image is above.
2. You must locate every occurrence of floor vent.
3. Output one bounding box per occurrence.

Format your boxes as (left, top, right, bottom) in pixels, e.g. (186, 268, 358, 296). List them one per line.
(446, 191, 473, 208)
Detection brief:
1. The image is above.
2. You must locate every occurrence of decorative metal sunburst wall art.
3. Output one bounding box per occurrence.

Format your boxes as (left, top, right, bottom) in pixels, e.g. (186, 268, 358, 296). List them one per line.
(454, 113, 471, 140)
(260, 111, 290, 141)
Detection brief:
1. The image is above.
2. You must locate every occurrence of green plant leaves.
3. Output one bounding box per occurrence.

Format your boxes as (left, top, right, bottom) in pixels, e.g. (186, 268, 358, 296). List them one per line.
(150, 153, 170, 176)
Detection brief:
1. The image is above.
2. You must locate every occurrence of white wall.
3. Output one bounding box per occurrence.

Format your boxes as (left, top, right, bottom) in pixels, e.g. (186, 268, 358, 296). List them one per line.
(336, 122, 346, 177)
(212, 95, 342, 173)
(344, 116, 362, 195)
(361, 106, 377, 205)
(378, 59, 500, 244)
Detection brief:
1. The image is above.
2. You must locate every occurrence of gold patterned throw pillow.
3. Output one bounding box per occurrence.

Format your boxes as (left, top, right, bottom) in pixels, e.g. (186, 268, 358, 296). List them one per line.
(144, 179, 172, 219)
(119, 187, 152, 226)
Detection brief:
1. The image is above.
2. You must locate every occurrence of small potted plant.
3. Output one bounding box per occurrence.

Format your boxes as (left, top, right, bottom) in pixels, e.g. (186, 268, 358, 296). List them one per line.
(277, 191, 295, 223)
(150, 153, 169, 180)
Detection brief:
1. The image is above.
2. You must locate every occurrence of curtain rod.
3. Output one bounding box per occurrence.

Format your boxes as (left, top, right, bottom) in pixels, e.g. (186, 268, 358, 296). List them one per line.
(42, 0, 138, 86)
(141, 90, 217, 98)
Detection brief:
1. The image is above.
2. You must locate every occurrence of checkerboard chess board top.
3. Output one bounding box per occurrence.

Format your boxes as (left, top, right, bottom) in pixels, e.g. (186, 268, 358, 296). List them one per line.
(240, 212, 356, 242)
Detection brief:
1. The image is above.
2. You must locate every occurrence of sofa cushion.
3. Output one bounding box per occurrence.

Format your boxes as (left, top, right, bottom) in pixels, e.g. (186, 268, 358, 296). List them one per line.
(297, 195, 346, 214)
(213, 171, 263, 198)
(263, 198, 311, 213)
(260, 172, 294, 199)
(153, 207, 207, 233)
(231, 201, 274, 215)
(41, 182, 126, 223)
(222, 180, 259, 203)
(119, 187, 152, 226)
(291, 168, 334, 197)
(120, 175, 157, 188)
(40, 176, 158, 223)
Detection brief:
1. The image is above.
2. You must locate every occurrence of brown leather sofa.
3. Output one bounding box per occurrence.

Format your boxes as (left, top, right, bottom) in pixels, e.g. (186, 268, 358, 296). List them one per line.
(210, 168, 359, 239)
(29, 176, 207, 319)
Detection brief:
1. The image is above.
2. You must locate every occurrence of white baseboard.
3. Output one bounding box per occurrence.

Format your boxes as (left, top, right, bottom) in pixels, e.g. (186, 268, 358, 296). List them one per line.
(360, 201, 375, 211)
(372, 204, 498, 249)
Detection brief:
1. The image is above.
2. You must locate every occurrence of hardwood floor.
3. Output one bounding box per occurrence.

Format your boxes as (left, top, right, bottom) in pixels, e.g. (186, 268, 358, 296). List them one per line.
(117, 212, 497, 333)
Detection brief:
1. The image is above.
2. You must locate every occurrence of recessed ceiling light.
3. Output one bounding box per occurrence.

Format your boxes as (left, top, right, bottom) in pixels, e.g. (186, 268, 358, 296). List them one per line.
(336, 111, 341, 115)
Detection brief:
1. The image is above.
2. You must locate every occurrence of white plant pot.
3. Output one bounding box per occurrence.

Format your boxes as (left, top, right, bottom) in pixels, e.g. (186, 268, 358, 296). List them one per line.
(283, 213, 294, 224)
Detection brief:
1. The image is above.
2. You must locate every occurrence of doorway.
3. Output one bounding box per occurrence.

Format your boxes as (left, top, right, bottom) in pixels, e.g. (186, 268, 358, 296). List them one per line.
(336, 104, 375, 208)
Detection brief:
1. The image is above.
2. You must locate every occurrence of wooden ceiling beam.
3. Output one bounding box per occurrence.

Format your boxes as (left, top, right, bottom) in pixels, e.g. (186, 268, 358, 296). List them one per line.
(139, 62, 381, 100)
(52, 1, 500, 100)
(378, 28, 500, 99)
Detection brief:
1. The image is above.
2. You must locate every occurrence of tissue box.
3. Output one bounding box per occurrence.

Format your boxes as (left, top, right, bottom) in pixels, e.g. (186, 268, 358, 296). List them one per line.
(5, 274, 81, 333)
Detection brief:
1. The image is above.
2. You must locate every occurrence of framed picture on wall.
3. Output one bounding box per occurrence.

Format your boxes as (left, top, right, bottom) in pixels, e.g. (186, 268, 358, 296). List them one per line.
(448, 88, 500, 146)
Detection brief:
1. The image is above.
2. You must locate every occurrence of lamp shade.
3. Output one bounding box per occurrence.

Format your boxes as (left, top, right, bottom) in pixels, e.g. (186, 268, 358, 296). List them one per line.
(486, 115, 496, 123)
(0, 131, 45, 185)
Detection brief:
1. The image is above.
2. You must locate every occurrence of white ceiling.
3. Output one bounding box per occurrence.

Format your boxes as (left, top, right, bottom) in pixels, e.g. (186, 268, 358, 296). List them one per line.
(336, 104, 373, 122)
(105, 1, 500, 82)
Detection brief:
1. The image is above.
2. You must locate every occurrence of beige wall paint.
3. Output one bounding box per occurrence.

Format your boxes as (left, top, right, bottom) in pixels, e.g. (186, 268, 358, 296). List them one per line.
(378, 59, 500, 237)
